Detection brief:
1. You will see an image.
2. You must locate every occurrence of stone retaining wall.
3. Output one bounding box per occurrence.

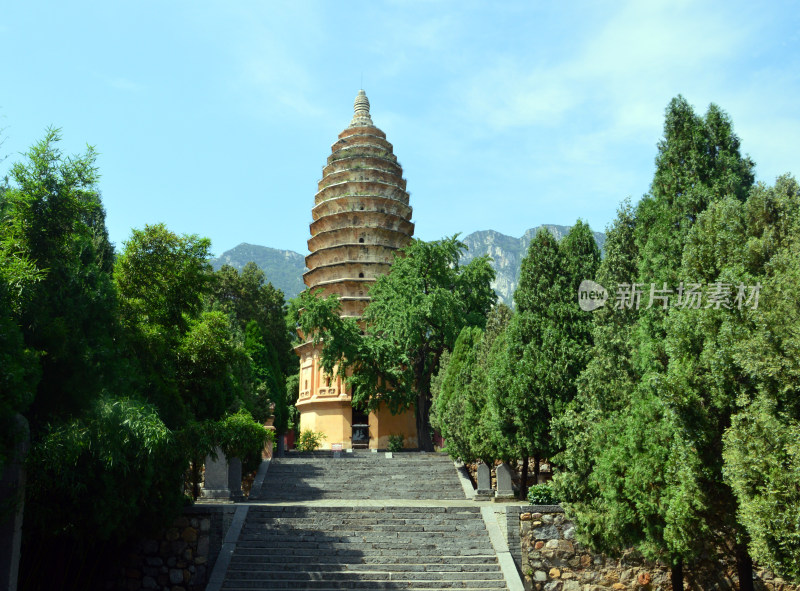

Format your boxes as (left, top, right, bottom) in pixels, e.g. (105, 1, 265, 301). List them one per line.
(113, 504, 234, 591)
(514, 506, 800, 591)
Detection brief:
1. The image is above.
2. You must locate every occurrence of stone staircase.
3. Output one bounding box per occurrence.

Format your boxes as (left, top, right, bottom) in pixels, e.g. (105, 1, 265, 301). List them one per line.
(222, 506, 507, 590)
(250, 451, 466, 502)
(217, 451, 512, 591)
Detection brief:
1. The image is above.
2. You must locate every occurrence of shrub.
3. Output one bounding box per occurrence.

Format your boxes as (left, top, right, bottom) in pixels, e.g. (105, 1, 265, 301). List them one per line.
(217, 409, 274, 473)
(527, 482, 559, 505)
(296, 429, 326, 451)
(388, 434, 404, 452)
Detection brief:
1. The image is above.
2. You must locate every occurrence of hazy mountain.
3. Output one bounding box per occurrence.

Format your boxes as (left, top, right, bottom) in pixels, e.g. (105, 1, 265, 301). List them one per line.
(211, 225, 605, 305)
(459, 225, 606, 305)
(210, 243, 306, 300)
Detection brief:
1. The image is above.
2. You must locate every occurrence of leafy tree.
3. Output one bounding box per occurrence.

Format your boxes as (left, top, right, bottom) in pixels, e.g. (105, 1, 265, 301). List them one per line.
(295, 236, 495, 450)
(1, 129, 118, 431)
(724, 399, 800, 581)
(209, 262, 294, 375)
(177, 310, 242, 421)
(633, 95, 755, 375)
(114, 223, 214, 427)
(244, 320, 287, 426)
(25, 397, 182, 540)
(0, 207, 41, 471)
(22, 396, 185, 590)
(466, 304, 513, 464)
(115, 223, 212, 335)
(208, 263, 293, 437)
(486, 322, 526, 464)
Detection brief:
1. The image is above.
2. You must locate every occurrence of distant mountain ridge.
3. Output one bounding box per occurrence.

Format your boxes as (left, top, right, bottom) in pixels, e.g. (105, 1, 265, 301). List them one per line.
(211, 225, 605, 304)
(210, 243, 306, 300)
(460, 225, 606, 305)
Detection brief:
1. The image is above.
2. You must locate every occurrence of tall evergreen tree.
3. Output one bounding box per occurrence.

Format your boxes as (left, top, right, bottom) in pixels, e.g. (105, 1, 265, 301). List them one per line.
(673, 175, 800, 583)
(558, 97, 757, 589)
(430, 326, 483, 462)
(498, 223, 599, 497)
(554, 200, 641, 517)
(432, 303, 513, 465)
(1, 129, 118, 431)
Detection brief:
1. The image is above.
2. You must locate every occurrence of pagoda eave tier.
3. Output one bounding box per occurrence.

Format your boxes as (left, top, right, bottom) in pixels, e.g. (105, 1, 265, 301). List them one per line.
(315, 180, 409, 205)
(303, 262, 391, 286)
(309, 211, 414, 237)
(305, 243, 399, 269)
(312, 195, 412, 222)
(336, 125, 387, 142)
(308, 227, 413, 252)
(322, 155, 402, 178)
(319, 167, 407, 192)
(328, 145, 398, 168)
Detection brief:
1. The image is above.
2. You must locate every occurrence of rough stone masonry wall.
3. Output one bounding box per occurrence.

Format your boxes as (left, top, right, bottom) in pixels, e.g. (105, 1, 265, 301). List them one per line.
(112, 505, 232, 591)
(514, 506, 800, 591)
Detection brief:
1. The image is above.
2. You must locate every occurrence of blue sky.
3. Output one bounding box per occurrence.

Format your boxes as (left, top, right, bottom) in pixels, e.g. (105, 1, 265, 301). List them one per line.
(2, 1, 798, 257)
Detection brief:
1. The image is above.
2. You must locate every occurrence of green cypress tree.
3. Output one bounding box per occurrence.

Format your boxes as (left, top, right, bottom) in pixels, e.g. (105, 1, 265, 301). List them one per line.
(498, 223, 599, 497)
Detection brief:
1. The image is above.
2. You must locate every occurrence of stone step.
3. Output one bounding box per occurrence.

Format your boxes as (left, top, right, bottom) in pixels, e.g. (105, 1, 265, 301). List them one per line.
(227, 561, 503, 571)
(222, 580, 507, 591)
(225, 570, 506, 581)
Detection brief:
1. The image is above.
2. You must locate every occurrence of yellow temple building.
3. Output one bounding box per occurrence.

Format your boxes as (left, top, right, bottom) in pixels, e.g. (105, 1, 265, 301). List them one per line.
(295, 90, 418, 450)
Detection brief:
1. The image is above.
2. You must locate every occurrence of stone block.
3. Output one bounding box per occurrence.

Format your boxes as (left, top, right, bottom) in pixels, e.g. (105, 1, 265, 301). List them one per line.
(202, 448, 230, 499)
(477, 462, 492, 493)
(197, 535, 209, 557)
(557, 539, 574, 552)
(169, 568, 183, 584)
(495, 463, 514, 499)
(181, 527, 197, 543)
(534, 524, 560, 539)
(228, 456, 243, 500)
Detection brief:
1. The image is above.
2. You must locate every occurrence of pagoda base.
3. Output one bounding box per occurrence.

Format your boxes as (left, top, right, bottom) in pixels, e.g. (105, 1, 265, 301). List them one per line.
(297, 399, 418, 450)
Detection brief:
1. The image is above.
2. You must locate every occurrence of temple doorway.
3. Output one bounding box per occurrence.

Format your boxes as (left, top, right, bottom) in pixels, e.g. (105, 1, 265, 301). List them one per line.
(351, 408, 370, 449)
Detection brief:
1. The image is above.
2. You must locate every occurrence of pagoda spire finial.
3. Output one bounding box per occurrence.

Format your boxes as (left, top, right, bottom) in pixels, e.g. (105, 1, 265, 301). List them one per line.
(349, 89, 373, 127)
